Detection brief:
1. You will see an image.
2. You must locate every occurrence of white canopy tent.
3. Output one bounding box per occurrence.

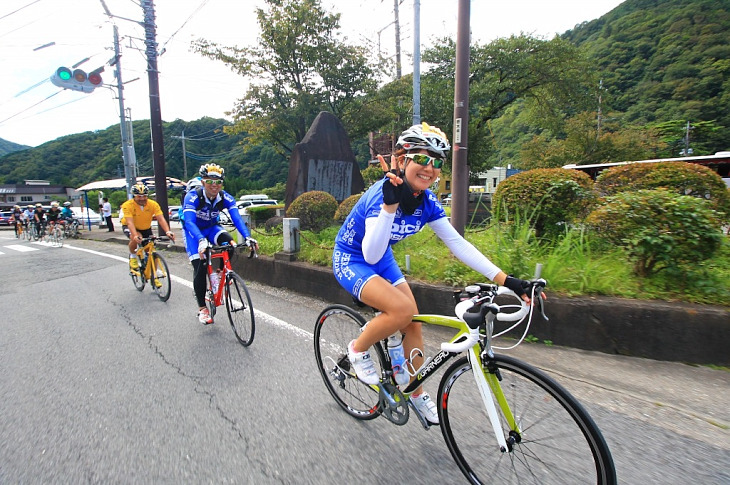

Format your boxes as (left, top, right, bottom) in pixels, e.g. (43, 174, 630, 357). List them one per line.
(76, 176, 185, 192)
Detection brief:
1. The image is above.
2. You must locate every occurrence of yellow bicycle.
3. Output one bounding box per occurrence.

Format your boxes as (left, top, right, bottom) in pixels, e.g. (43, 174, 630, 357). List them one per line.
(130, 236, 173, 302)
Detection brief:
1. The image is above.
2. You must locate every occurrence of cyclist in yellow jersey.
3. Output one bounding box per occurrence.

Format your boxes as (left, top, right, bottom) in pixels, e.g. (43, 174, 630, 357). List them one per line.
(120, 183, 176, 271)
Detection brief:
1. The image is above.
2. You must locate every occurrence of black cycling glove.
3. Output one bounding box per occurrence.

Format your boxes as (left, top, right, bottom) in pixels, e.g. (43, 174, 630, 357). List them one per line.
(381, 171, 405, 205)
(504, 276, 531, 297)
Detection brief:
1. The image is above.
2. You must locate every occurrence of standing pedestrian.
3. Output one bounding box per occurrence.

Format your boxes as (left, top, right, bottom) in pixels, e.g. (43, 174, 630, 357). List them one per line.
(102, 197, 114, 232)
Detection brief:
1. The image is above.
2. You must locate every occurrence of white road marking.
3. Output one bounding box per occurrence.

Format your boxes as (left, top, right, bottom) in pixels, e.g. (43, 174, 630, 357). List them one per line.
(63, 244, 313, 339)
(4, 244, 39, 252)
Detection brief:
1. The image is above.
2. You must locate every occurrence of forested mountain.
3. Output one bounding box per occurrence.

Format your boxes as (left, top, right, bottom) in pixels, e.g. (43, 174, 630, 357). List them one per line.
(1, 0, 726, 187)
(0, 117, 289, 190)
(0, 137, 30, 157)
(562, 0, 730, 154)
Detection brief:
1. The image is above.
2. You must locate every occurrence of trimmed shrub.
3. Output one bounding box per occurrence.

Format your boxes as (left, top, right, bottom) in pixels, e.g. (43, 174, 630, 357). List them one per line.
(287, 191, 338, 232)
(585, 189, 723, 277)
(334, 193, 362, 223)
(248, 204, 283, 225)
(492, 168, 595, 237)
(594, 162, 730, 216)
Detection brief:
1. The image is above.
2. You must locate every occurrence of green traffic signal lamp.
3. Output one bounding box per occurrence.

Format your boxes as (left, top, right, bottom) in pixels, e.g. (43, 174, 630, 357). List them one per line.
(56, 66, 72, 81)
(50, 66, 102, 93)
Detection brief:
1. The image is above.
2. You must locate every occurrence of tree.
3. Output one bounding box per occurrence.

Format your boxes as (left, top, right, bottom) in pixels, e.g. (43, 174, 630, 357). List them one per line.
(421, 35, 595, 174)
(192, 0, 376, 157)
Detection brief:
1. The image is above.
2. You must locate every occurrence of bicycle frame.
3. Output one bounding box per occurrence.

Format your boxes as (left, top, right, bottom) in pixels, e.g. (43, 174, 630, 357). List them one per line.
(374, 293, 530, 450)
(206, 248, 234, 307)
(135, 240, 159, 282)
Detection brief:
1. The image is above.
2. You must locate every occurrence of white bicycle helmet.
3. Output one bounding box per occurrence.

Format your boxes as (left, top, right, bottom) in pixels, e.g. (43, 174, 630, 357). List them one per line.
(396, 122, 451, 158)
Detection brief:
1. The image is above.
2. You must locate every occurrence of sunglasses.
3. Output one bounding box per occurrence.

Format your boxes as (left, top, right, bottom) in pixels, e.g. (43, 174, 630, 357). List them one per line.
(404, 153, 444, 169)
(204, 179, 224, 185)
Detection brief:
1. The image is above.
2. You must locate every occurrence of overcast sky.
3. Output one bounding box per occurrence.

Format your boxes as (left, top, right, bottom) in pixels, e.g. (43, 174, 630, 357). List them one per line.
(0, 0, 625, 148)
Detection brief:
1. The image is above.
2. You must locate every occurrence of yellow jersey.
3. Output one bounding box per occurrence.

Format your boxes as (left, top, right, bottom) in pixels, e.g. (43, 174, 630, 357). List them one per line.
(120, 198, 163, 230)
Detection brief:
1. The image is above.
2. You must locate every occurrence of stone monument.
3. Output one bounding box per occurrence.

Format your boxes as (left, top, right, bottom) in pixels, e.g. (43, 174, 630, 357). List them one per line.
(284, 111, 365, 208)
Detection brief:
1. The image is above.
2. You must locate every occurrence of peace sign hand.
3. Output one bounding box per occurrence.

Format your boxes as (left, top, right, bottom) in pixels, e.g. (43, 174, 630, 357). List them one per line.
(378, 154, 404, 206)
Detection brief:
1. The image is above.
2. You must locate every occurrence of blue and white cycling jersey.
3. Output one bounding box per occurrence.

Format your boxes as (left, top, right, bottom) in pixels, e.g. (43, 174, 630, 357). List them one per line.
(334, 178, 446, 256)
(182, 189, 250, 254)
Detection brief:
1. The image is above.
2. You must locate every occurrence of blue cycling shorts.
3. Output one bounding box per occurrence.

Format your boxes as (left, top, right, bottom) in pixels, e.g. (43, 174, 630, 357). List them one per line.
(184, 224, 229, 261)
(332, 248, 405, 300)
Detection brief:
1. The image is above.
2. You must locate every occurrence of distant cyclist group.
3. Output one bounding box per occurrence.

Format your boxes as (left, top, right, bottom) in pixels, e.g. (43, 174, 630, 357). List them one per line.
(9, 201, 79, 240)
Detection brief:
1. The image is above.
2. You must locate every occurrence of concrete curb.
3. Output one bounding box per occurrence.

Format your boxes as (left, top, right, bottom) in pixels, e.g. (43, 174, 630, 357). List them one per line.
(81, 231, 730, 366)
(234, 254, 730, 366)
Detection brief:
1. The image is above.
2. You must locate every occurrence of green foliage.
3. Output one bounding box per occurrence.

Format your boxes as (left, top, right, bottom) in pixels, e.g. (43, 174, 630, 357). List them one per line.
(563, 0, 730, 156)
(286, 191, 338, 232)
(248, 205, 283, 225)
(0, 137, 29, 156)
(192, 0, 376, 157)
(595, 161, 730, 216)
(334, 193, 362, 223)
(585, 189, 724, 276)
(492, 168, 596, 237)
(421, 35, 594, 174)
(361, 165, 384, 189)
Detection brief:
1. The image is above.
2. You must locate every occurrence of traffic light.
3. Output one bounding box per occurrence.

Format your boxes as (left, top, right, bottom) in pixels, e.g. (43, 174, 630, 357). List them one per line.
(50, 67, 103, 93)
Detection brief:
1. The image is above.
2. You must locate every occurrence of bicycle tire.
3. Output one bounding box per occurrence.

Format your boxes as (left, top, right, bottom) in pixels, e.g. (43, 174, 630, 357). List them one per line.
(131, 258, 145, 291)
(55, 226, 64, 248)
(438, 354, 616, 485)
(151, 253, 171, 302)
(225, 272, 255, 346)
(313, 304, 385, 420)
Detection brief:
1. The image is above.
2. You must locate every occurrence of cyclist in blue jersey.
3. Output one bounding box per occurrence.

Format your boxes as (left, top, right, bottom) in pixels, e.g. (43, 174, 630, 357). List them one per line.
(333, 122, 540, 425)
(182, 163, 258, 325)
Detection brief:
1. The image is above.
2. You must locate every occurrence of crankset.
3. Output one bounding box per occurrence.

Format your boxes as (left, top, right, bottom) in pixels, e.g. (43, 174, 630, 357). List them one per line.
(379, 381, 409, 425)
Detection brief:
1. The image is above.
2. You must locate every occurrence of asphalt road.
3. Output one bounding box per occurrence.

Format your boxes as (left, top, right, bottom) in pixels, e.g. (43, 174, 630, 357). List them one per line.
(0, 229, 728, 484)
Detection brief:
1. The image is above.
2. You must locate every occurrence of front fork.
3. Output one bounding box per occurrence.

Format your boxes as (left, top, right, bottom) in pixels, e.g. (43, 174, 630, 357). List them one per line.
(469, 315, 521, 453)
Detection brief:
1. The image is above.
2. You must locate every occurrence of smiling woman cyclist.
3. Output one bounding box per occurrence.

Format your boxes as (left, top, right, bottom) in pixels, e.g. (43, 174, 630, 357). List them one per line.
(332, 122, 541, 425)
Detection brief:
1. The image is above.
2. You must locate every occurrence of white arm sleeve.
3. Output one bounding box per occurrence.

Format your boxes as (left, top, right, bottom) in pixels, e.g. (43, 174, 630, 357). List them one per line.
(362, 209, 395, 264)
(429, 217, 502, 281)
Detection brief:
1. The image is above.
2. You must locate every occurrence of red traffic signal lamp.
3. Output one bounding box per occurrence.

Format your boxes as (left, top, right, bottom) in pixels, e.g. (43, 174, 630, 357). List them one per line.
(50, 66, 103, 93)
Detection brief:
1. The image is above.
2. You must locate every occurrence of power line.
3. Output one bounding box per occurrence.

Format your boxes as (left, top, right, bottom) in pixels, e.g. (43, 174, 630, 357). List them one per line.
(0, 0, 41, 21)
(0, 91, 61, 126)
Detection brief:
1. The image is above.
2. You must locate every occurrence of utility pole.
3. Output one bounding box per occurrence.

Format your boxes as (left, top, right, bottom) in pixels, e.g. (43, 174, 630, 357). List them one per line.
(101, 0, 139, 199)
(597, 79, 603, 139)
(450, 0, 471, 235)
(141, 0, 169, 226)
(412, 0, 421, 125)
(111, 25, 136, 199)
(393, 0, 402, 79)
(172, 130, 188, 180)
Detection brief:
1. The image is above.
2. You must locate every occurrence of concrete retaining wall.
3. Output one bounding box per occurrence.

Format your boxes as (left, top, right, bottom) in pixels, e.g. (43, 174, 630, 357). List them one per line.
(233, 253, 730, 366)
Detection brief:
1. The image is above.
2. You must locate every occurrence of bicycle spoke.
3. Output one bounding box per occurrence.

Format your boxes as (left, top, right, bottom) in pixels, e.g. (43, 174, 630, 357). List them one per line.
(313, 305, 384, 420)
(438, 355, 615, 485)
(225, 273, 255, 346)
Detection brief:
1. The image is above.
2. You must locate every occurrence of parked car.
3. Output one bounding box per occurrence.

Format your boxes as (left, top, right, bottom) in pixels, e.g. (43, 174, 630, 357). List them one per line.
(0, 211, 13, 226)
(238, 199, 279, 215)
(70, 207, 102, 223)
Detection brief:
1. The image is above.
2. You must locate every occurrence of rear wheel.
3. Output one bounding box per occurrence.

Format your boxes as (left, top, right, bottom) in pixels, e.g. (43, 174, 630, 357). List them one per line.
(313, 304, 384, 420)
(225, 273, 255, 346)
(151, 253, 171, 302)
(438, 354, 616, 485)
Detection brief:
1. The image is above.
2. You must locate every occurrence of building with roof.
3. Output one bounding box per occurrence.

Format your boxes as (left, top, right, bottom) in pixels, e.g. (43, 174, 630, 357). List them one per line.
(0, 180, 75, 209)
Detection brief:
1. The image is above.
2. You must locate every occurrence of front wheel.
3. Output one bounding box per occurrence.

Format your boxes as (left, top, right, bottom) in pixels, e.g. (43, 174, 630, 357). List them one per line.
(225, 273, 255, 346)
(131, 258, 145, 291)
(313, 305, 385, 420)
(151, 252, 171, 302)
(438, 354, 616, 485)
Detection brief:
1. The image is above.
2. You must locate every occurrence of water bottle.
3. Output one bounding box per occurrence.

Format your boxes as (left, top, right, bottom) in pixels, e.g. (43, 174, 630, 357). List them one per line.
(210, 271, 220, 293)
(388, 333, 409, 386)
